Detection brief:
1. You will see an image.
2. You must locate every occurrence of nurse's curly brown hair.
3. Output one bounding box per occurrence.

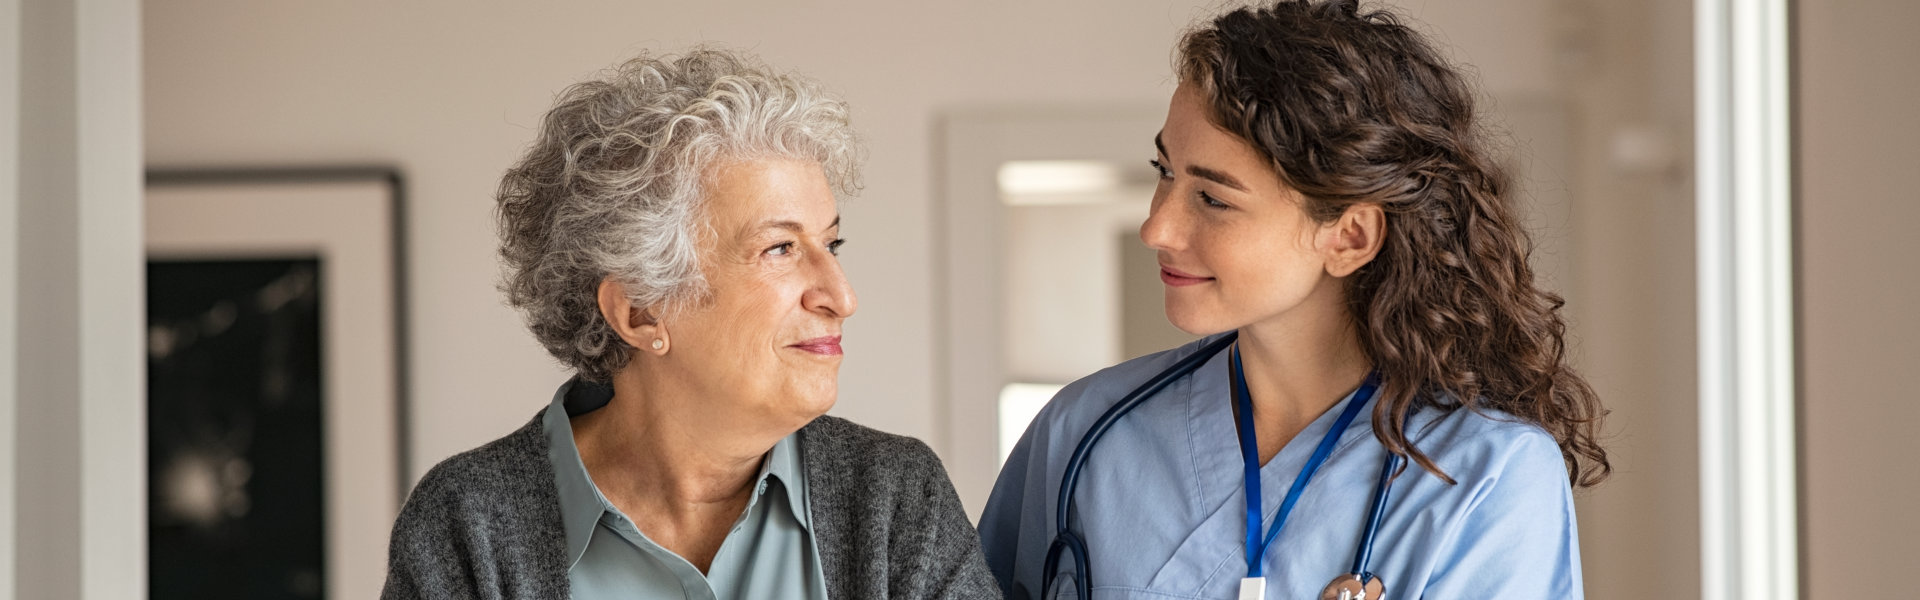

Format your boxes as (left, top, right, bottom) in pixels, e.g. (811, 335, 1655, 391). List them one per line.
(1179, 0, 1609, 487)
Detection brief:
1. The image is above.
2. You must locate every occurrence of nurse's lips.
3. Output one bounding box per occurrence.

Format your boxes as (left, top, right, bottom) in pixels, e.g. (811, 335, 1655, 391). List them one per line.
(1159, 265, 1214, 287)
(790, 335, 843, 356)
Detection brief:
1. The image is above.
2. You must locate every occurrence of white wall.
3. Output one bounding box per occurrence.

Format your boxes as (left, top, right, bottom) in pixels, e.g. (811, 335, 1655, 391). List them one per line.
(1798, 1, 1920, 595)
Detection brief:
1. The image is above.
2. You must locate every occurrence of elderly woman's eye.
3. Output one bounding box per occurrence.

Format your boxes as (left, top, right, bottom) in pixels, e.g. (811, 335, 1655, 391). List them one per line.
(766, 242, 795, 256)
(827, 239, 846, 256)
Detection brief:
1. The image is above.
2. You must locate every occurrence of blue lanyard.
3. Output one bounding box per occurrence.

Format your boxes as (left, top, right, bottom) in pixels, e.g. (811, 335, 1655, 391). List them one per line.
(1229, 345, 1379, 578)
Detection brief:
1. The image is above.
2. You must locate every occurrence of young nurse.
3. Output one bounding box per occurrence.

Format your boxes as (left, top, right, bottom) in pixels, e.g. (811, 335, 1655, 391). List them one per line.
(979, 1, 1609, 598)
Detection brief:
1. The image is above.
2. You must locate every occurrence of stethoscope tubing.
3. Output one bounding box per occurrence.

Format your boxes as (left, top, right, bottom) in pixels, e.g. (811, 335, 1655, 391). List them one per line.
(1051, 332, 1239, 535)
(1043, 331, 1403, 596)
(1045, 333, 1237, 599)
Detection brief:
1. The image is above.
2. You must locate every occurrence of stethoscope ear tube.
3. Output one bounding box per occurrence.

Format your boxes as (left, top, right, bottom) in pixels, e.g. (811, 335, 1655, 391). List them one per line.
(1350, 449, 1400, 578)
(1042, 530, 1092, 599)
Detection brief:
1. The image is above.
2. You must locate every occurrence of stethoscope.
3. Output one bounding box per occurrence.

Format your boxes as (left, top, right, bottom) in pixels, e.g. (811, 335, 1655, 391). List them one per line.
(1041, 332, 1405, 599)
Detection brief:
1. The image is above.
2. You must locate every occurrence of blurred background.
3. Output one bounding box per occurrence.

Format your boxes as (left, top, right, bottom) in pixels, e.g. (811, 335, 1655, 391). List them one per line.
(4, 0, 1914, 598)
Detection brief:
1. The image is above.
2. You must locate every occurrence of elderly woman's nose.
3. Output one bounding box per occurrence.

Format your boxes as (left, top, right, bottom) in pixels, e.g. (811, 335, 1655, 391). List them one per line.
(803, 253, 857, 318)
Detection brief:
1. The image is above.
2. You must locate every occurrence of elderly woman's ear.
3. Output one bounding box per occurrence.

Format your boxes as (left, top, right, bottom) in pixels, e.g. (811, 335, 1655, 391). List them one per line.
(597, 278, 667, 355)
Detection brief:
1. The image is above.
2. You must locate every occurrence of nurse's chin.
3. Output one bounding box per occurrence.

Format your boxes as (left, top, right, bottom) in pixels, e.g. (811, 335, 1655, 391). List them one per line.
(1160, 307, 1236, 338)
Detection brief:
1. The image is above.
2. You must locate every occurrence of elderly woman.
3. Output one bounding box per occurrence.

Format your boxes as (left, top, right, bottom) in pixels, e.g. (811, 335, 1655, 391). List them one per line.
(382, 49, 998, 600)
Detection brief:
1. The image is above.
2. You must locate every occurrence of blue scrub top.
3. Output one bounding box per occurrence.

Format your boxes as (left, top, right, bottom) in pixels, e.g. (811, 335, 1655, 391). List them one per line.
(978, 334, 1583, 599)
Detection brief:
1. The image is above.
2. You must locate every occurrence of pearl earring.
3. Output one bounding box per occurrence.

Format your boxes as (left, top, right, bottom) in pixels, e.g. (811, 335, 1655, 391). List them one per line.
(650, 339, 665, 351)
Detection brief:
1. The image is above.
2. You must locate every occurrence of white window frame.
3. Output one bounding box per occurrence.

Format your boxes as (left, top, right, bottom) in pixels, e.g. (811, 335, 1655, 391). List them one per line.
(1696, 0, 1798, 598)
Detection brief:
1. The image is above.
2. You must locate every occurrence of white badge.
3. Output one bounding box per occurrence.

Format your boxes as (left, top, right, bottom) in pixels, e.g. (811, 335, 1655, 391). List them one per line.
(1239, 577, 1267, 600)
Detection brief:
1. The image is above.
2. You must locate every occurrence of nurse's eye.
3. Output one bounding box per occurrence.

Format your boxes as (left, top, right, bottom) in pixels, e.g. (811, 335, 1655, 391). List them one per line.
(766, 242, 795, 257)
(1148, 159, 1172, 180)
(827, 238, 846, 256)
(1198, 190, 1230, 209)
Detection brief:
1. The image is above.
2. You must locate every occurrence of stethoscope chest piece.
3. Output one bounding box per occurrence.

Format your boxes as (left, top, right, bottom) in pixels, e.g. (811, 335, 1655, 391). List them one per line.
(1319, 574, 1385, 600)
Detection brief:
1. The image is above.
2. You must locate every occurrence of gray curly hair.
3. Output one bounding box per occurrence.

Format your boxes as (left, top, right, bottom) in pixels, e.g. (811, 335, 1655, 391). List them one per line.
(496, 48, 863, 383)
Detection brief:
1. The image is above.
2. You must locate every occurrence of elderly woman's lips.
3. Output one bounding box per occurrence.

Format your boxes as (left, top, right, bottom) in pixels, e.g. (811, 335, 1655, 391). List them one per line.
(791, 336, 843, 356)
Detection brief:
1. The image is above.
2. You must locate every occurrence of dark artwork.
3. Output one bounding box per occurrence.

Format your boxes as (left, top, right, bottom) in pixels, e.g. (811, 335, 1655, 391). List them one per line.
(148, 259, 325, 600)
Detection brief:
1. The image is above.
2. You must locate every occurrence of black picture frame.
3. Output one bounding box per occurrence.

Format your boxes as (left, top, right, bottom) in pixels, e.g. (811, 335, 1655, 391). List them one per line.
(145, 166, 409, 600)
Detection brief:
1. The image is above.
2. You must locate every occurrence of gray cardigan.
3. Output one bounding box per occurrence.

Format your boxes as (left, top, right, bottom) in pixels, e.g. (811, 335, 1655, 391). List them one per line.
(382, 413, 1002, 599)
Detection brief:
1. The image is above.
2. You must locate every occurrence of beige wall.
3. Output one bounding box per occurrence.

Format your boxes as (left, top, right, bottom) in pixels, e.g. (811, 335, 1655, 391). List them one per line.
(144, 0, 1694, 597)
(144, 0, 1218, 480)
(0, 0, 20, 592)
(1561, 0, 1701, 598)
(142, 0, 1568, 482)
(1798, 0, 1920, 596)
(1004, 199, 1150, 383)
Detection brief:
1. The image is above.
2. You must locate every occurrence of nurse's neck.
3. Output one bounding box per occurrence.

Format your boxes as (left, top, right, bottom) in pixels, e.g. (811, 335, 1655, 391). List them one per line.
(1234, 291, 1373, 466)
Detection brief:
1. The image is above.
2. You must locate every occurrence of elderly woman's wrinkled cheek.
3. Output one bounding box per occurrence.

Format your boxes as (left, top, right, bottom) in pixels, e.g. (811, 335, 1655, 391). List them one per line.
(667, 271, 830, 415)
(670, 158, 851, 420)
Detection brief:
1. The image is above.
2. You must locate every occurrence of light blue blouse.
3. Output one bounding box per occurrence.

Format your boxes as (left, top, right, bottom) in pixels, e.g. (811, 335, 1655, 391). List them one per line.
(544, 381, 830, 600)
(978, 334, 1583, 599)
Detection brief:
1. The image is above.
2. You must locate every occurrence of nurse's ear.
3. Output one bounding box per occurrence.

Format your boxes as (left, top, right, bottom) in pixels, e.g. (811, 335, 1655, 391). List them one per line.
(596, 277, 669, 356)
(1318, 203, 1386, 278)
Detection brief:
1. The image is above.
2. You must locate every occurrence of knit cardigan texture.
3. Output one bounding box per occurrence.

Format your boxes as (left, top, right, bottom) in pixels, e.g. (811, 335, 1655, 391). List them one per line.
(382, 413, 1002, 599)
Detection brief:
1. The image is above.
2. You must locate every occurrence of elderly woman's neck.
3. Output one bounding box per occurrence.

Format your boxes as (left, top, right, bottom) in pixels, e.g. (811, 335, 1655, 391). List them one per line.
(570, 370, 796, 515)
(568, 374, 780, 574)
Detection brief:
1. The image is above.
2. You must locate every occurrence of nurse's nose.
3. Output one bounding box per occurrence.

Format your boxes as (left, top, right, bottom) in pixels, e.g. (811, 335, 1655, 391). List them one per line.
(1139, 191, 1186, 253)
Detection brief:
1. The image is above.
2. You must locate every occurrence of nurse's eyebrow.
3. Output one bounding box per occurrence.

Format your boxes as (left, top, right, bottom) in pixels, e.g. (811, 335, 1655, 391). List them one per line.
(1187, 165, 1249, 192)
(1154, 133, 1251, 192)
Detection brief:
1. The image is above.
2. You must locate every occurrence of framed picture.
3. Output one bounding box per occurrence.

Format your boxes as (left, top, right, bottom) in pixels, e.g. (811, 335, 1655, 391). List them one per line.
(144, 167, 408, 600)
